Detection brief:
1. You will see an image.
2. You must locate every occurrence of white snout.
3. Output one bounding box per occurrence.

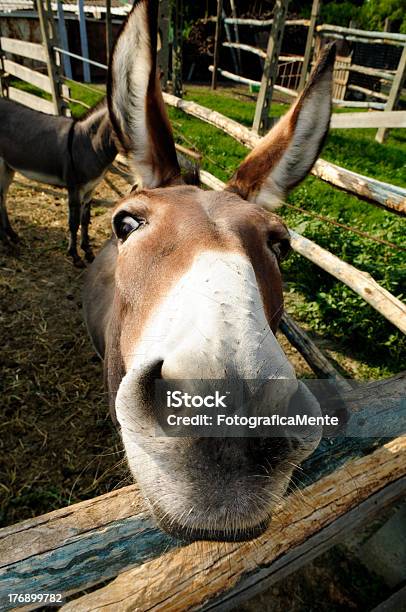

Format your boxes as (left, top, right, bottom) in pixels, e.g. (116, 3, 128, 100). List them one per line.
(117, 251, 298, 429)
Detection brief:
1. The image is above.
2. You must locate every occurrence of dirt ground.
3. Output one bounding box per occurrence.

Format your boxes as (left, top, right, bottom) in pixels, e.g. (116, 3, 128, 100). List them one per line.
(0, 172, 392, 611)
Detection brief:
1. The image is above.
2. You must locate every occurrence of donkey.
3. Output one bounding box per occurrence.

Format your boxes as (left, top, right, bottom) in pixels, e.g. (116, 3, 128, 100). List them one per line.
(0, 98, 117, 266)
(83, 0, 335, 542)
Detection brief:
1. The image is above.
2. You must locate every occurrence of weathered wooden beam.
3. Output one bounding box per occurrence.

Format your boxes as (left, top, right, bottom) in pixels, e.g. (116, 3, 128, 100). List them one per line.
(347, 83, 388, 101)
(298, 0, 320, 91)
(331, 110, 406, 129)
(376, 45, 406, 143)
(0, 37, 46, 62)
(317, 23, 406, 45)
(223, 43, 303, 63)
(60, 437, 406, 611)
(252, 0, 289, 134)
(279, 313, 351, 391)
(216, 17, 310, 27)
(7, 86, 55, 114)
(2, 58, 53, 93)
(211, 0, 223, 90)
(36, 0, 65, 115)
(347, 63, 395, 81)
(208, 65, 297, 98)
(163, 93, 402, 213)
(311, 159, 406, 215)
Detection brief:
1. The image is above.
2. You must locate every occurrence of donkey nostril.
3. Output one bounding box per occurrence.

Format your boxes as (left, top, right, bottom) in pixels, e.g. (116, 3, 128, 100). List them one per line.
(138, 359, 164, 403)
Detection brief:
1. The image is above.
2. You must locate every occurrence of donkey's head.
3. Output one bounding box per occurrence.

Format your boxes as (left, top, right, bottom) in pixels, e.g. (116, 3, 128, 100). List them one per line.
(104, 0, 334, 541)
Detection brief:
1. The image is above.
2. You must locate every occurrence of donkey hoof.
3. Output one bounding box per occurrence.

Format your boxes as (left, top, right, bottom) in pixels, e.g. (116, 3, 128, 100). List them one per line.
(71, 254, 86, 269)
(8, 231, 20, 244)
(85, 251, 95, 263)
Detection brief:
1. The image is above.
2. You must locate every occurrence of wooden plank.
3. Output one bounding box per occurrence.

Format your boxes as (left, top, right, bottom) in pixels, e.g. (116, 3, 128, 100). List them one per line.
(223, 41, 266, 59)
(252, 0, 289, 134)
(333, 99, 385, 109)
(199, 168, 406, 332)
(211, 0, 223, 89)
(229, 0, 241, 72)
(219, 17, 310, 27)
(279, 313, 351, 391)
(204, 479, 406, 611)
(298, 0, 320, 91)
(36, 0, 65, 115)
(163, 93, 405, 214)
(60, 437, 406, 611)
(317, 24, 406, 45)
(0, 37, 46, 62)
(2, 58, 53, 94)
(7, 86, 55, 114)
(347, 83, 388, 101)
(376, 45, 406, 143)
(331, 110, 406, 129)
(348, 63, 395, 81)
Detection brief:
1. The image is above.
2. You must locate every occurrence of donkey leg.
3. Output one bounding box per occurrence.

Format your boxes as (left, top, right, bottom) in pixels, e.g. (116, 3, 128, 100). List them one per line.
(80, 194, 94, 263)
(0, 159, 18, 243)
(67, 189, 85, 268)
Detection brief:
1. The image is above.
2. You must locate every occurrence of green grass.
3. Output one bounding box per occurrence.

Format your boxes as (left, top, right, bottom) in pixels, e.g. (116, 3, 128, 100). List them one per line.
(9, 79, 406, 376)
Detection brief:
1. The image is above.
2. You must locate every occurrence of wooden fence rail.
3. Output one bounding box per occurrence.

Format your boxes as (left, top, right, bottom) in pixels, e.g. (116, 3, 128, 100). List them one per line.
(163, 93, 406, 215)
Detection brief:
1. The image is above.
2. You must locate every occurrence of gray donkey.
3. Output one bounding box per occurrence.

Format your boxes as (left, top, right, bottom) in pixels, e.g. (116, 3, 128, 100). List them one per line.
(0, 98, 117, 265)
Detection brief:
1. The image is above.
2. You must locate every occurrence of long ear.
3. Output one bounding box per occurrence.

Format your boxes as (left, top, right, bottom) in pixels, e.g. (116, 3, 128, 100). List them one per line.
(107, 0, 180, 188)
(226, 44, 336, 209)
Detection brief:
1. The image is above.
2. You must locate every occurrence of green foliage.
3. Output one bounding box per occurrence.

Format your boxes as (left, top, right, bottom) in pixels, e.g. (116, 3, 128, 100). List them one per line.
(358, 0, 406, 33)
(320, 1, 362, 27)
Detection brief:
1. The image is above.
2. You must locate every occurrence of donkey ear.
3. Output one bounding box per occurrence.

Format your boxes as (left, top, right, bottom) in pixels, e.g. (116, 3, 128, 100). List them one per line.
(226, 44, 336, 209)
(107, 0, 180, 188)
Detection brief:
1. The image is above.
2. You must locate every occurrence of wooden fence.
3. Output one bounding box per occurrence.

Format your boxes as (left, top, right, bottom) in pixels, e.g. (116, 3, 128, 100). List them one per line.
(209, 0, 406, 139)
(0, 0, 69, 115)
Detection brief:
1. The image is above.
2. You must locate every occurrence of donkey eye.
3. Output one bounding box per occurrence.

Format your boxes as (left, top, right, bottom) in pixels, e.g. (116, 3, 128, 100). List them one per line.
(268, 238, 291, 262)
(114, 215, 143, 241)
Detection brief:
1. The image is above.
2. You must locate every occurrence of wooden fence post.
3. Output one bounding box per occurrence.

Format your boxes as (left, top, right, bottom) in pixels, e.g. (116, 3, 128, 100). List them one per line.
(172, 0, 183, 97)
(376, 45, 406, 143)
(105, 0, 113, 64)
(158, 0, 170, 91)
(252, 0, 289, 134)
(211, 0, 223, 89)
(298, 0, 321, 91)
(229, 0, 241, 71)
(36, 0, 65, 115)
(77, 0, 91, 82)
(56, 0, 72, 79)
